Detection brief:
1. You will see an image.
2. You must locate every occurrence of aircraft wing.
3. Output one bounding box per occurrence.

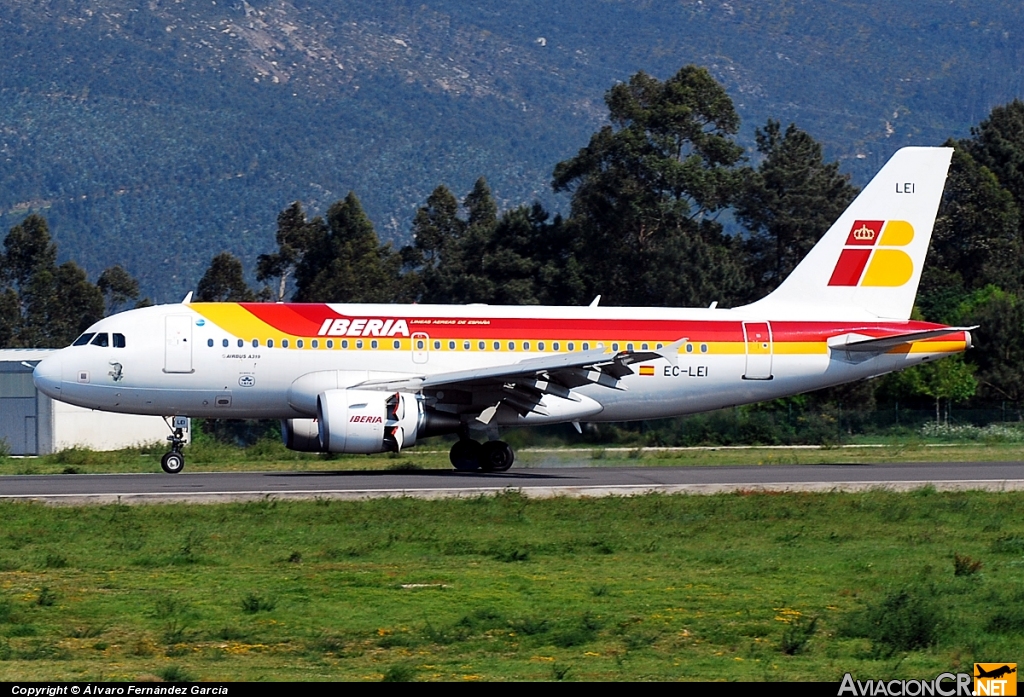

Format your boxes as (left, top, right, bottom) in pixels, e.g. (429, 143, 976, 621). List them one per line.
(828, 327, 975, 353)
(353, 339, 685, 422)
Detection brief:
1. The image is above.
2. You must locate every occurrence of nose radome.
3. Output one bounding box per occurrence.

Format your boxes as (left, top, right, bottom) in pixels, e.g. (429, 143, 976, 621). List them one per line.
(33, 354, 63, 398)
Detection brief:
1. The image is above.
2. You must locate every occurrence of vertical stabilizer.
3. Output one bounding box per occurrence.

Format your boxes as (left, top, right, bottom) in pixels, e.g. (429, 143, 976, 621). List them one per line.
(741, 146, 953, 320)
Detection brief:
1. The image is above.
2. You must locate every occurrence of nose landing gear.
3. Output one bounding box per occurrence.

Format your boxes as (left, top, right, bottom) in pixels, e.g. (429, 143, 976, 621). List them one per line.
(161, 417, 188, 474)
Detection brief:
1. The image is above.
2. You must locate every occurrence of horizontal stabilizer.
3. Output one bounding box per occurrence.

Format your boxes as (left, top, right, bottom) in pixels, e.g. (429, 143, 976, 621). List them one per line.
(828, 327, 975, 353)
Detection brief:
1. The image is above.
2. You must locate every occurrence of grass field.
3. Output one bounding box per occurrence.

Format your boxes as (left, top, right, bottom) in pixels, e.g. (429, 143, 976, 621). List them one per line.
(5, 437, 1024, 476)
(0, 490, 1022, 681)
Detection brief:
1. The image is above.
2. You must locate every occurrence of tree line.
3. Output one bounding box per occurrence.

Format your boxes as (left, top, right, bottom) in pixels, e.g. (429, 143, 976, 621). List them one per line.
(4, 65, 1024, 427)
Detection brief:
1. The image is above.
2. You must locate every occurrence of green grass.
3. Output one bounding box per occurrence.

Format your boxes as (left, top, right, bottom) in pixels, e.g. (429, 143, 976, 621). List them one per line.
(0, 491, 1023, 681)
(4, 438, 1024, 476)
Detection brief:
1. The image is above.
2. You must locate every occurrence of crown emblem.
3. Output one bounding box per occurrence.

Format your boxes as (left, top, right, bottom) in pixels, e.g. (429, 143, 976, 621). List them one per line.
(852, 224, 876, 241)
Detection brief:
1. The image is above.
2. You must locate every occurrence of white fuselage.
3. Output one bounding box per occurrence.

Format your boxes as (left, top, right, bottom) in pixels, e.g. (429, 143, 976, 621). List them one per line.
(32, 302, 966, 426)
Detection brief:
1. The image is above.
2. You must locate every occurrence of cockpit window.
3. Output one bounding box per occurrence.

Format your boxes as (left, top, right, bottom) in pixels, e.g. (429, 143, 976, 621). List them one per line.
(72, 333, 95, 346)
(113, 333, 126, 348)
(90, 333, 109, 347)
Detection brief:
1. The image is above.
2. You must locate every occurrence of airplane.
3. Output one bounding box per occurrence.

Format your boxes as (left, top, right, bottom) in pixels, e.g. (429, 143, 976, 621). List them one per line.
(32, 146, 973, 474)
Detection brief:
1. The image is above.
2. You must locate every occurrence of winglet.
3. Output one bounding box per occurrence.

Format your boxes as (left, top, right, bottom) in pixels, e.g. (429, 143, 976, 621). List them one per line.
(182, 291, 194, 304)
(589, 295, 601, 307)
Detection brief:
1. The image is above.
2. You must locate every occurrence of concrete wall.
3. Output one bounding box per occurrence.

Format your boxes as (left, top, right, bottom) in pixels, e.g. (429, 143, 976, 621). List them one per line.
(50, 399, 175, 452)
(1, 352, 187, 454)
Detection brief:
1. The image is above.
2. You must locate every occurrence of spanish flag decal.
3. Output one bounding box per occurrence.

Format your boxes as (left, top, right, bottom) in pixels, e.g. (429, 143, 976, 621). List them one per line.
(828, 220, 915, 287)
(639, 365, 655, 376)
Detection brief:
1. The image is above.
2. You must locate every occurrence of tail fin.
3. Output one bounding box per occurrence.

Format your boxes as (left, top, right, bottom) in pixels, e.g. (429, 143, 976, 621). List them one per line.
(741, 146, 953, 320)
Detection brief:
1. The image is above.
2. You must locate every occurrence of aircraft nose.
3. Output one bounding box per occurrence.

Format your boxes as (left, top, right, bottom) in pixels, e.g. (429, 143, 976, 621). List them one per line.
(33, 354, 63, 398)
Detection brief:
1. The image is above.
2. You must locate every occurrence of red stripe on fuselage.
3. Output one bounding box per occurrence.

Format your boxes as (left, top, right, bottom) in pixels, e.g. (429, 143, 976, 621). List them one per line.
(234, 304, 952, 344)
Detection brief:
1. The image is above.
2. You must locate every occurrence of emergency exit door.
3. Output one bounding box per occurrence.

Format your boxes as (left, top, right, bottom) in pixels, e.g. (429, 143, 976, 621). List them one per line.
(411, 332, 429, 364)
(742, 321, 773, 380)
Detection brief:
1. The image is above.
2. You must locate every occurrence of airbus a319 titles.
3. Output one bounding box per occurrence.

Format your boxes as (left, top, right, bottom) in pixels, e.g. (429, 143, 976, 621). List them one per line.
(33, 147, 973, 474)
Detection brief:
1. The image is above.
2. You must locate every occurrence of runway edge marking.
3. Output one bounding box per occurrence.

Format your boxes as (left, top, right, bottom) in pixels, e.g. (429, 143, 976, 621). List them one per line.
(3, 480, 1024, 506)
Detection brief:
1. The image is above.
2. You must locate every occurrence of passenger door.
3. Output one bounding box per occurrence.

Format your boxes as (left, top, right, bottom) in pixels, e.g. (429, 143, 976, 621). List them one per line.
(742, 321, 773, 380)
(164, 315, 194, 373)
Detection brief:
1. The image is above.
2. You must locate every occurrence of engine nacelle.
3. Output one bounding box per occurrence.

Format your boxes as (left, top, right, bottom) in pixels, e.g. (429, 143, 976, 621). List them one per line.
(317, 389, 421, 454)
(280, 418, 322, 452)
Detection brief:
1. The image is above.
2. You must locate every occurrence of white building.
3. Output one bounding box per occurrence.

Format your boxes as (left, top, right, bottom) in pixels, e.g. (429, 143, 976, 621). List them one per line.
(0, 349, 179, 455)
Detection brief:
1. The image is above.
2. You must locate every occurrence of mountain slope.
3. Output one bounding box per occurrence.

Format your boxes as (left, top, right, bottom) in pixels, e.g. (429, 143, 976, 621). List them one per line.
(2, 0, 1023, 300)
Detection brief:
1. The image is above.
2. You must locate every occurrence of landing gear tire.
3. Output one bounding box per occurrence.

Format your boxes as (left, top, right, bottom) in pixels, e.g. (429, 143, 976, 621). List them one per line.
(479, 440, 515, 472)
(450, 439, 482, 472)
(161, 421, 187, 474)
(161, 451, 185, 474)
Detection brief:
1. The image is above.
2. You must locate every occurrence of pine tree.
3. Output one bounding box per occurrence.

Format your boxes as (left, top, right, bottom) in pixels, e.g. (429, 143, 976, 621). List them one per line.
(293, 192, 405, 303)
(195, 252, 256, 302)
(552, 66, 750, 307)
(736, 120, 858, 295)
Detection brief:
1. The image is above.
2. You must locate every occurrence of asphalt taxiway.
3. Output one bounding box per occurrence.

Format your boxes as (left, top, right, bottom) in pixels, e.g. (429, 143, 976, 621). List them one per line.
(1, 461, 1023, 505)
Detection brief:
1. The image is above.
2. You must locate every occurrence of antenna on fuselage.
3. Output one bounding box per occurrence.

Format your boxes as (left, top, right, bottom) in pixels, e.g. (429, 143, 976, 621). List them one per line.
(181, 291, 193, 304)
(589, 295, 601, 307)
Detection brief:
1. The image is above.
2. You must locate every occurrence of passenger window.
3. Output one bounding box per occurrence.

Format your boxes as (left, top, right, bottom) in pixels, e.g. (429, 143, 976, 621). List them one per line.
(252, 339, 259, 347)
(627, 343, 634, 351)
(73, 333, 95, 346)
(113, 333, 126, 348)
(612, 343, 619, 352)
(282, 339, 289, 348)
(553, 342, 560, 351)
(508, 341, 515, 351)
(493, 341, 500, 350)
(449, 340, 455, 350)
(207, 339, 214, 347)
(686, 344, 693, 353)
(433, 340, 441, 350)
(642, 343, 649, 351)
(356, 340, 363, 349)
(568, 342, 575, 351)
(312, 340, 319, 348)
(222, 339, 229, 348)
(701, 344, 708, 353)
(238, 339, 244, 348)
(582, 342, 589, 350)
(523, 341, 530, 351)
(327, 340, 334, 349)
(91, 333, 109, 347)
(538, 342, 545, 351)
(342, 340, 349, 349)
(371, 340, 378, 349)
(416, 340, 425, 350)
(478, 341, 485, 350)
(464, 341, 470, 350)
(267, 339, 274, 348)
(297, 340, 303, 348)
(393, 340, 400, 349)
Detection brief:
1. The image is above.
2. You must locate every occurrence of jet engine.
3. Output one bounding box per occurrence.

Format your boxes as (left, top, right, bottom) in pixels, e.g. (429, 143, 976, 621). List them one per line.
(280, 418, 322, 452)
(316, 389, 422, 454)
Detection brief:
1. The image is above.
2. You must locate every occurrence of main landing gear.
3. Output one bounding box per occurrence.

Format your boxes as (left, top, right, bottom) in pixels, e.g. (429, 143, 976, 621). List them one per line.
(449, 438, 515, 473)
(161, 423, 187, 475)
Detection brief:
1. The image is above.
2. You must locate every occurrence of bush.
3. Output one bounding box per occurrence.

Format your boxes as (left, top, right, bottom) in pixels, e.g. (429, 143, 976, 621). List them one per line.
(158, 665, 194, 682)
(953, 553, 982, 577)
(381, 662, 417, 682)
(36, 587, 57, 607)
(780, 615, 818, 655)
(240, 592, 276, 614)
(841, 587, 942, 656)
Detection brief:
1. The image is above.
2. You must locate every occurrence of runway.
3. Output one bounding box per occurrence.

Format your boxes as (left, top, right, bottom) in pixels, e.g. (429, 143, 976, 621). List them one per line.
(2, 461, 1024, 505)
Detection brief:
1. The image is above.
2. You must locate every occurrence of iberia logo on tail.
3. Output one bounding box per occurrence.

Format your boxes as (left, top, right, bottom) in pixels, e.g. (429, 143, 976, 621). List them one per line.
(828, 220, 915, 287)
